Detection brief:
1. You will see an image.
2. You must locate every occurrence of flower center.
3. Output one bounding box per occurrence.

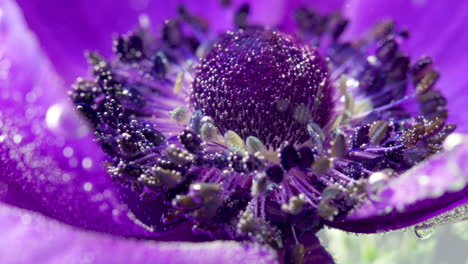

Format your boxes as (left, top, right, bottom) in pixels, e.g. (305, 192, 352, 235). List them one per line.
(70, 4, 456, 251)
(190, 29, 334, 148)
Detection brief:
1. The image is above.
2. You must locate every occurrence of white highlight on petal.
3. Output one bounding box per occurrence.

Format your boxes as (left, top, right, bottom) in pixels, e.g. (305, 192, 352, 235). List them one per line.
(83, 182, 93, 192)
(138, 14, 150, 28)
(63, 147, 74, 158)
(12, 134, 22, 144)
(45, 103, 63, 130)
(345, 78, 359, 89)
(45, 102, 90, 137)
(82, 157, 93, 169)
(417, 175, 430, 187)
(366, 56, 378, 65)
(62, 173, 71, 182)
(444, 133, 466, 151)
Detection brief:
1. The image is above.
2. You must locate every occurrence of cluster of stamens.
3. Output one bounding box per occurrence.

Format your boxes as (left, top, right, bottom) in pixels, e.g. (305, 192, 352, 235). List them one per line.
(71, 4, 454, 250)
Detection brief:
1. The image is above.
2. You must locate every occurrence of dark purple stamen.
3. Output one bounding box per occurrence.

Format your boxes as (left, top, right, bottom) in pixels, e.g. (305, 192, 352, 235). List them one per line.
(266, 165, 284, 183)
(297, 147, 315, 170)
(234, 4, 250, 29)
(179, 130, 203, 153)
(280, 145, 300, 171)
(114, 33, 145, 62)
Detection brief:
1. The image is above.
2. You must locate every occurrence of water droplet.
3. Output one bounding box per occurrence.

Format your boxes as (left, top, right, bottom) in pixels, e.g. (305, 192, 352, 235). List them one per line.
(63, 147, 74, 158)
(112, 209, 120, 216)
(62, 173, 71, 182)
(45, 102, 89, 137)
(346, 78, 360, 89)
(417, 175, 430, 187)
(443, 133, 465, 151)
(13, 134, 22, 144)
(367, 171, 390, 201)
(45, 103, 65, 130)
(138, 14, 151, 28)
(414, 225, 433, 239)
(82, 157, 93, 169)
(83, 182, 93, 192)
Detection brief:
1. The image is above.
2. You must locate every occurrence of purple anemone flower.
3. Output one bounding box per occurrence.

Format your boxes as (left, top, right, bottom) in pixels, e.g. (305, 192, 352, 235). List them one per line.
(1, 0, 467, 263)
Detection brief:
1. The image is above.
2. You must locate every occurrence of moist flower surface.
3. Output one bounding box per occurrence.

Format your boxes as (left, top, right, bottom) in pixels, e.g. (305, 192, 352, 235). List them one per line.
(1, 0, 468, 263)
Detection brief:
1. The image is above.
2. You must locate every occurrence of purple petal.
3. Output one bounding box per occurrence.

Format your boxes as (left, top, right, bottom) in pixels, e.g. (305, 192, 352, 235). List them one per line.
(0, 0, 192, 238)
(344, 0, 468, 132)
(327, 135, 468, 233)
(15, 0, 292, 85)
(0, 203, 278, 264)
(15, 0, 178, 84)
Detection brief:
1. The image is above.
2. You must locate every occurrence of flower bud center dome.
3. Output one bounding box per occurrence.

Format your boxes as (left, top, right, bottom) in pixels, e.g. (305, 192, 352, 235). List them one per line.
(191, 29, 334, 148)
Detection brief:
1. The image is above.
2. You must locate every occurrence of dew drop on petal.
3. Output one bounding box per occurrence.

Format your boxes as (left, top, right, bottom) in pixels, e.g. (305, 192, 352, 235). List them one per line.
(45, 103, 63, 130)
(13, 134, 22, 144)
(443, 133, 466, 151)
(367, 171, 390, 202)
(83, 182, 93, 192)
(414, 225, 434, 240)
(62, 173, 71, 182)
(82, 157, 93, 169)
(63, 146, 74, 158)
(45, 102, 89, 138)
(417, 175, 430, 187)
